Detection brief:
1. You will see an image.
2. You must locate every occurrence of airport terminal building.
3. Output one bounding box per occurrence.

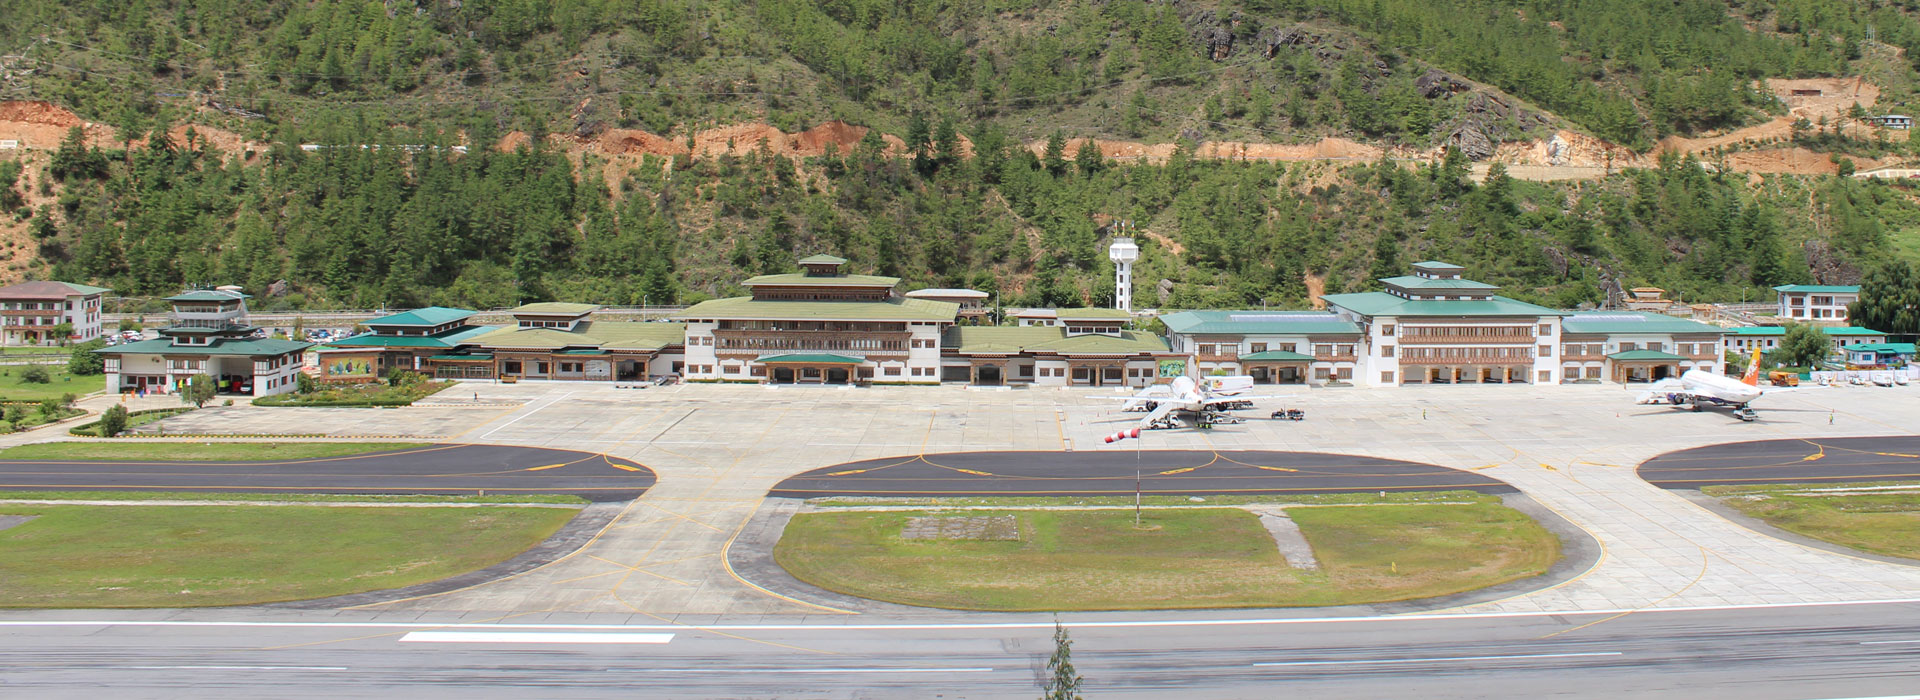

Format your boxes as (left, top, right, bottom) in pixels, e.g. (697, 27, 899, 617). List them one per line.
(1169, 262, 1727, 387)
(675, 255, 956, 384)
(97, 289, 312, 397)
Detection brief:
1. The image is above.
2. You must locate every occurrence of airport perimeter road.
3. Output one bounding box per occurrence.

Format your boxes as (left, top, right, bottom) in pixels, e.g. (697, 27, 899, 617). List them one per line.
(1639, 436, 1920, 488)
(0, 444, 654, 501)
(8, 600, 1920, 698)
(769, 449, 1512, 497)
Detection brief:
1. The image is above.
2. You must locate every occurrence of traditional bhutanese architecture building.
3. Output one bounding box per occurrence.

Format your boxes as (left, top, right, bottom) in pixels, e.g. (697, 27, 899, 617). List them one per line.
(1773, 284, 1860, 323)
(95, 289, 311, 397)
(314, 307, 497, 382)
(1319, 261, 1567, 386)
(429, 303, 686, 381)
(1843, 342, 1916, 368)
(1557, 311, 1726, 383)
(674, 255, 956, 384)
(1159, 310, 1363, 385)
(1724, 325, 1888, 357)
(0, 280, 109, 346)
(941, 315, 1176, 386)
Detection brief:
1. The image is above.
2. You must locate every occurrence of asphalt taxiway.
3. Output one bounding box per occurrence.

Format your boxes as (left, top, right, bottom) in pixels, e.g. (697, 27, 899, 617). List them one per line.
(1638, 436, 1920, 489)
(0, 444, 655, 501)
(768, 449, 1512, 497)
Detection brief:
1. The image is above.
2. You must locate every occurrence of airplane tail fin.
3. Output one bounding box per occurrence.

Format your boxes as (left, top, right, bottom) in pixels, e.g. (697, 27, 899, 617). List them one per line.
(1741, 349, 1762, 387)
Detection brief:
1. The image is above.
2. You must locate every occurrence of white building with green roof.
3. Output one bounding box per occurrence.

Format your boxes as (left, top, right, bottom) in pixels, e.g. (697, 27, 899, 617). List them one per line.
(675, 256, 956, 384)
(95, 288, 312, 397)
(1774, 284, 1860, 323)
(1159, 310, 1363, 385)
(0, 280, 110, 346)
(314, 307, 499, 381)
(1319, 262, 1570, 386)
(1559, 311, 1726, 383)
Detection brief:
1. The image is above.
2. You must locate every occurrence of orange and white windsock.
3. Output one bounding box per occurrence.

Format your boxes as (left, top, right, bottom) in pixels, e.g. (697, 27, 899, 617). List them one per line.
(1105, 427, 1142, 443)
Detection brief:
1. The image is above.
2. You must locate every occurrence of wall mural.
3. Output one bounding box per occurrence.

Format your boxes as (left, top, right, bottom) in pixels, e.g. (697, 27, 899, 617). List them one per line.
(327, 358, 375, 376)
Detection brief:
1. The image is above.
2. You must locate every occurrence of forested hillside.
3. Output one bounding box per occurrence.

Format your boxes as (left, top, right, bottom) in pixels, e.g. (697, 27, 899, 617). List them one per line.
(1, 0, 1919, 311)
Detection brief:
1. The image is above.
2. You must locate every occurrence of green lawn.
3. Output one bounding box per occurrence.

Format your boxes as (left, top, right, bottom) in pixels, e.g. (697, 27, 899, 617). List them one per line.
(0, 366, 89, 401)
(774, 503, 1558, 611)
(0, 441, 434, 462)
(1707, 482, 1920, 560)
(0, 504, 577, 607)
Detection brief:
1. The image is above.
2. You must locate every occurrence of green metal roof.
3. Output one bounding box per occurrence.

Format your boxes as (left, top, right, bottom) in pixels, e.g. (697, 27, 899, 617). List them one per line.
(1054, 307, 1132, 321)
(797, 254, 849, 265)
(1378, 275, 1498, 290)
(1729, 326, 1786, 335)
(677, 296, 956, 322)
(1319, 292, 1567, 318)
(1827, 327, 1888, 336)
(1412, 261, 1464, 270)
(1843, 343, 1916, 354)
(740, 272, 901, 287)
(1772, 284, 1860, 293)
(1159, 310, 1362, 336)
(510, 302, 600, 315)
(1560, 311, 1725, 335)
(1739, 326, 1890, 336)
(364, 306, 476, 327)
(1608, 349, 1687, 361)
(97, 337, 311, 356)
(1238, 350, 1316, 362)
(945, 326, 1169, 355)
(165, 289, 249, 301)
(0, 280, 111, 298)
(462, 321, 685, 352)
(757, 353, 865, 364)
(323, 325, 499, 349)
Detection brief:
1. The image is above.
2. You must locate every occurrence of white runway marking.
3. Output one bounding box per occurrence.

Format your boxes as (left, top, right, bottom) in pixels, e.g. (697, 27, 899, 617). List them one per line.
(400, 631, 674, 644)
(478, 391, 577, 439)
(614, 667, 995, 674)
(125, 665, 349, 671)
(1253, 651, 1622, 667)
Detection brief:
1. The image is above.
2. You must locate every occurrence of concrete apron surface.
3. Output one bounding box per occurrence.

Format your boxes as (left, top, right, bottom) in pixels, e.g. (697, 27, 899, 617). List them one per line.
(70, 380, 1920, 618)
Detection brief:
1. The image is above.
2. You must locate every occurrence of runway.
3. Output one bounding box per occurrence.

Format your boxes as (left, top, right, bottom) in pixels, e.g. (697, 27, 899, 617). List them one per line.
(1638, 436, 1920, 489)
(0, 444, 655, 501)
(6, 599, 1920, 698)
(768, 449, 1514, 497)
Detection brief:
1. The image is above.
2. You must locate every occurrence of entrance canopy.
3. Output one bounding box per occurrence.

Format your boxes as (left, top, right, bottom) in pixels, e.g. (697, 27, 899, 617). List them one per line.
(756, 353, 867, 365)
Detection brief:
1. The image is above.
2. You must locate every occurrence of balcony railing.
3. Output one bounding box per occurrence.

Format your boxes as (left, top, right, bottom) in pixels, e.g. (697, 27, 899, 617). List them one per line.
(1314, 353, 1358, 362)
(1196, 352, 1239, 362)
(1398, 334, 1536, 344)
(712, 329, 911, 354)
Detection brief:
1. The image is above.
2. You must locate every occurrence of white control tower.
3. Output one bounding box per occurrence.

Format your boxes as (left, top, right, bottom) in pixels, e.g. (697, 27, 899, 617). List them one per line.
(1108, 235, 1139, 313)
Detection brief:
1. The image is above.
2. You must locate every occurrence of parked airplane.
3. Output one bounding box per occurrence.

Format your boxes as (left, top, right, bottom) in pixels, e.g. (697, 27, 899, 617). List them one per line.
(1102, 376, 1284, 439)
(1634, 350, 1801, 422)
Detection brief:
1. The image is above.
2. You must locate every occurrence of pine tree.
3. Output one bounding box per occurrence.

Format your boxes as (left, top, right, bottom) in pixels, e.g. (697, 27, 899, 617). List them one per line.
(1042, 620, 1083, 700)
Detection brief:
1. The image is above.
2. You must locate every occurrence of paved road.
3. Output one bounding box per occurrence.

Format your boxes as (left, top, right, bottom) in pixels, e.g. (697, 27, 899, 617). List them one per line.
(0, 444, 654, 501)
(6, 600, 1920, 698)
(1639, 436, 1920, 489)
(768, 449, 1513, 497)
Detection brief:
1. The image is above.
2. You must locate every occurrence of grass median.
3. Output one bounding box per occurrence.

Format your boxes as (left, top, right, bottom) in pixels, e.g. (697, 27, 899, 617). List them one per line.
(0, 441, 434, 462)
(774, 502, 1557, 611)
(0, 503, 577, 607)
(1706, 482, 1920, 560)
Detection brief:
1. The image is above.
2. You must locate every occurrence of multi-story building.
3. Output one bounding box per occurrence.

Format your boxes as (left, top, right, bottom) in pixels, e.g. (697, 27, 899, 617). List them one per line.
(1725, 326, 1889, 359)
(1159, 311, 1362, 385)
(941, 316, 1175, 387)
(314, 307, 499, 382)
(96, 289, 311, 397)
(904, 288, 990, 323)
(1774, 284, 1860, 322)
(0, 280, 109, 346)
(1557, 312, 1726, 383)
(449, 303, 686, 381)
(1169, 262, 1730, 387)
(1320, 262, 1567, 386)
(675, 255, 957, 384)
